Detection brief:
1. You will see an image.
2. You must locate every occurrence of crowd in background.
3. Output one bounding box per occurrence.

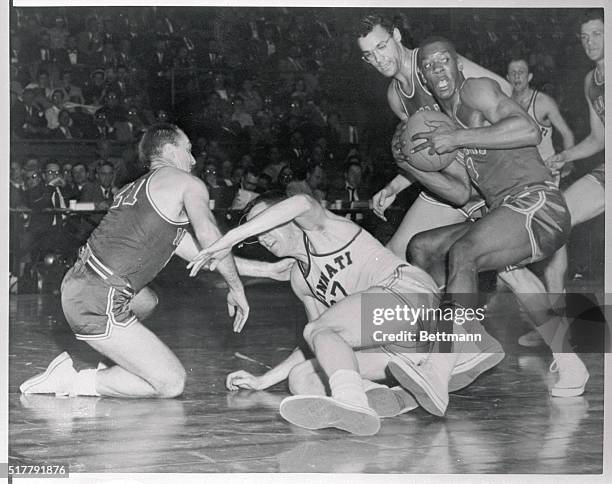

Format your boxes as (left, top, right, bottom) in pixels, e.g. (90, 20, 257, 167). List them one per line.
(9, 7, 602, 292)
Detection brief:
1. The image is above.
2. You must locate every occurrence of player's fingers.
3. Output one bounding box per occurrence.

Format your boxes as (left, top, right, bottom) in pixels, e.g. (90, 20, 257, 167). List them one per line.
(228, 303, 236, 317)
(411, 130, 430, 141)
(411, 141, 431, 154)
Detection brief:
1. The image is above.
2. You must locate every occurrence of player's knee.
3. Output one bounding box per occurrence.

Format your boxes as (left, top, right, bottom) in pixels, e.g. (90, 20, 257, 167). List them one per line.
(154, 366, 186, 398)
(407, 233, 433, 269)
(448, 238, 478, 268)
(288, 363, 314, 395)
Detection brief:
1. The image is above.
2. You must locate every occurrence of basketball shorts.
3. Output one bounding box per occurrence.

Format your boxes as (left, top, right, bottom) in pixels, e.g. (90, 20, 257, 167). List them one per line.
(498, 182, 570, 267)
(584, 163, 605, 187)
(61, 246, 138, 340)
(375, 264, 440, 353)
(420, 190, 485, 221)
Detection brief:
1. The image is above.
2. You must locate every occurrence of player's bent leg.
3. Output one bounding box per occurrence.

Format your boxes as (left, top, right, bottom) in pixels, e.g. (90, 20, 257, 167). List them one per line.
(407, 222, 472, 287)
(386, 194, 467, 260)
(563, 174, 605, 226)
(129, 286, 159, 321)
(86, 321, 186, 398)
(287, 359, 327, 396)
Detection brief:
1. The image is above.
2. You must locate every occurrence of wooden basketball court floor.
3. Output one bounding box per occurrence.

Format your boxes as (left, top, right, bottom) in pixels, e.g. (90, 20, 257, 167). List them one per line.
(8, 264, 605, 474)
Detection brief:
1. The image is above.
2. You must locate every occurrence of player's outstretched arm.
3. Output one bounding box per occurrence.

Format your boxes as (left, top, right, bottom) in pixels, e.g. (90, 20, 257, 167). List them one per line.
(455, 78, 541, 149)
(183, 176, 249, 332)
(189, 195, 324, 273)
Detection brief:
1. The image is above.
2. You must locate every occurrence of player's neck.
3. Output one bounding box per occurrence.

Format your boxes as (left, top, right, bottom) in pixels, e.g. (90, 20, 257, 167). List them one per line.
(394, 46, 415, 88)
(512, 86, 533, 107)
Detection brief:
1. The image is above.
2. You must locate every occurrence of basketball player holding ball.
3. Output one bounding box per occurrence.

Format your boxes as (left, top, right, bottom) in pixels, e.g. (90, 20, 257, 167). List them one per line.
(388, 37, 588, 414)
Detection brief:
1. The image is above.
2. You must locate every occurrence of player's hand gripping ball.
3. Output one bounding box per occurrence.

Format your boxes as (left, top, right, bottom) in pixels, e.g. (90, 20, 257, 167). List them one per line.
(400, 111, 458, 172)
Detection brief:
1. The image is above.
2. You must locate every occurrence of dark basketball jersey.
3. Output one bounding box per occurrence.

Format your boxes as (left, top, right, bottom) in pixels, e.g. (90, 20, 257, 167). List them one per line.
(452, 82, 553, 208)
(393, 48, 440, 117)
(587, 68, 605, 125)
(88, 169, 189, 291)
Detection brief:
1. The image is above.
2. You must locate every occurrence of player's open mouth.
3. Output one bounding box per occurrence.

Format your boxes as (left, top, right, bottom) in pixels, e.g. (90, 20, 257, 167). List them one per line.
(436, 79, 450, 92)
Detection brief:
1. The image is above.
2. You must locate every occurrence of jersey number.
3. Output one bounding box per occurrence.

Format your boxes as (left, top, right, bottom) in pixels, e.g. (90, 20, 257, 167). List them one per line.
(328, 281, 347, 305)
(110, 178, 146, 209)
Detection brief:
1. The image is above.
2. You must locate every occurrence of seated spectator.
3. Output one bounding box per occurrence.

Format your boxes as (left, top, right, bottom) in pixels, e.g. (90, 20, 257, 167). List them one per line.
(107, 64, 137, 101)
(45, 89, 66, 130)
(230, 169, 259, 210)
(83, 69, 108, 105)
(239, 79, 263, 115)
(25, 70, 54, 100)
(57, 70, 85, 104)
(257, 173, 273, 193)
(57, 36, 89, 70)
(201, 163, 235, 209)
(11, 88, 48, 138)
(286, 162, 326, 201)
(261, 145, 287, 183)
(10, 160, 26, 208)
(64, 163, 88, 201)
(96, 90, 126, 126)
(114, 105, 147, 142)
(326, 160, 370, 205)
(83, 110, 116, 140)
(231, 166, 245, 187)
(275, 165, 294, 192)
(79, 162, 117, 236)
(231, 95, 255, 129)
(50, 109, 83, 139)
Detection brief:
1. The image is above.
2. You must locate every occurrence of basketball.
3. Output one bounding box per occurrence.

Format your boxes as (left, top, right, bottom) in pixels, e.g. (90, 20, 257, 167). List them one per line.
(400, 110, 458, 172)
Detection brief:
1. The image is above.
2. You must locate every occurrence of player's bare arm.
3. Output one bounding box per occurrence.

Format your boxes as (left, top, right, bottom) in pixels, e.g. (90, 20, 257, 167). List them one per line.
(396, 159, 471, 206)
(183, 174, 249, 332)
(226, 264, 322, 391)
(536, 92, 575, 150)
(549, 73, 604, 167)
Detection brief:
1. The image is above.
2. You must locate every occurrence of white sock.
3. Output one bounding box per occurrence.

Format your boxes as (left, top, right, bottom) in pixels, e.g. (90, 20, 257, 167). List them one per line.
(362, 380, 388, 392)
(329, 369, 368, 408)
(71, 369, 100, 397)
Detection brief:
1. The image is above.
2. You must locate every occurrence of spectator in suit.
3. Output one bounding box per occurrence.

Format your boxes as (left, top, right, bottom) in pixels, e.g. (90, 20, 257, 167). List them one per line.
(64, 163, 88, 200)
(50, 109, 83, 140)
(83, 69, 108, 105)
(231, 169, 260, 210)
(326, 160, 369, 204)
(79, 162, 117, 232)
(11, 88, 48, 138)
(57, 36, 88, 70)
(57, 70, 85, 104)
(83, 110, 116, 140)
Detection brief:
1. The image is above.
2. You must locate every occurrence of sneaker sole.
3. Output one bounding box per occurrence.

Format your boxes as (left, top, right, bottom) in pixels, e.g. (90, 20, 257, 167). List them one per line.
(366, 387, 418, 418)
(19, 352, 71, 396)
(279, 395, 380, 436)
(551, 376, 589, 397)
(449, 350, 505, 392)
(387, 359, 447, 417)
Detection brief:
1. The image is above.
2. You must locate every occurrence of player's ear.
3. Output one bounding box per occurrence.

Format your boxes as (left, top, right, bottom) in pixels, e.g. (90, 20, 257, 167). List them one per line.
(457, 58, 463, 72)
(392, 27, 402, 43)
(528, 73, 533, 83)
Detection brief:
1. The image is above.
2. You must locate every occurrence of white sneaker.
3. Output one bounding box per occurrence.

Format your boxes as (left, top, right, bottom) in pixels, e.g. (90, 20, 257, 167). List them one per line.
(366, 386, 418, 418)
(388, 354, 450, 416)
(518, 329, 545, 347)
(19, 352, 77, 396)
(550, 353, 589, 397)
(279, 395, 380, 436)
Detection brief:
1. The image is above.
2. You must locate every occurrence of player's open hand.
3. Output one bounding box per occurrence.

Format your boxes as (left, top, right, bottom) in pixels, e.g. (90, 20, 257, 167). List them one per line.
(187, 239, 233, 276)
(372, 187, 397, 221)
(227, 288, 249, 333)
(411, 120, 458, 155)
(226, 370, 265, 391)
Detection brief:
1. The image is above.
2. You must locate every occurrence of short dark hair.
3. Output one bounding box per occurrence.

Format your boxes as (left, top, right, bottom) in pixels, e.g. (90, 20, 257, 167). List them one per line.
(356, 13, 395, 39)
(417, 36, 458, 64)
(138, 123, 183, 165)
(579, 8, 604, 29)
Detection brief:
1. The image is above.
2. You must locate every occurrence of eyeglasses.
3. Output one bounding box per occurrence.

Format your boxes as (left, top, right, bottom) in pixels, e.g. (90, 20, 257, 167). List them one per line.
(205, 169, 217, 174)
(361, 36, 393, 63)
(46, 169, 60, 175)
(29, 173, 39, 179)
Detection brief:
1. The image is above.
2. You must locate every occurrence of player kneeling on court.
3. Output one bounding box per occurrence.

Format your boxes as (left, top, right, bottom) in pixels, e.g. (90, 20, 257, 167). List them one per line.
(189, 192, 505, 435)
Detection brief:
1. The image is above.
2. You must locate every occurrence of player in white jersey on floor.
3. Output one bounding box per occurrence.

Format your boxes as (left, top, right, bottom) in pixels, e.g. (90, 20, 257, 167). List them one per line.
(188, 192, 496, 435)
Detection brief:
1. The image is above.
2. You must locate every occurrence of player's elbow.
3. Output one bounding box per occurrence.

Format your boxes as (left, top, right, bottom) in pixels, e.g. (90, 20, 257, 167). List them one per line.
(292, 193, 318, 212)
(525, 121, 541, 146)
(451, 188, 470, 207)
